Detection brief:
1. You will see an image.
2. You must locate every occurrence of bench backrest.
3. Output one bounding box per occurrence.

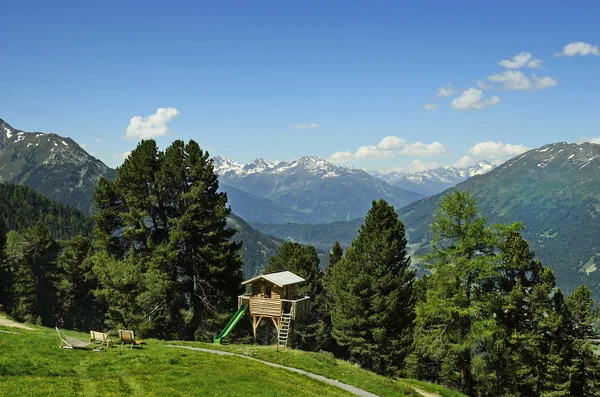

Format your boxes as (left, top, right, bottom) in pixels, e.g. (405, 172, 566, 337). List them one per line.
(119, 330, 135, 343)
(90, 331, 109, 341)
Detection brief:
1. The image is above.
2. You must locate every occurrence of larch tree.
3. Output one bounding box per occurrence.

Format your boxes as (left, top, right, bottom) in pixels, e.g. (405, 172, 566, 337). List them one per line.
(409, 191, 498, 394)
(330, 199, 415, 375)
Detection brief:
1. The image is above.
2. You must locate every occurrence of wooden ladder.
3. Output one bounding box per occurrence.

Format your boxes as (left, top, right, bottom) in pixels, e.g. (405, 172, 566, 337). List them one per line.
(277, 312, 292, 348)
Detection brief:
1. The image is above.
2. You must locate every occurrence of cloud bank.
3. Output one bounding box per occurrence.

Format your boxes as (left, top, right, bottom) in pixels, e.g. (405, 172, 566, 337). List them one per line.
(330, 136, 446, 162)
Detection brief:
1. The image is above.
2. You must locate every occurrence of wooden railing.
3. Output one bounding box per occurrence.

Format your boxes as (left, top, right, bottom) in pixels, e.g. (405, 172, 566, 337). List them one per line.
(282, 296, 310, 319)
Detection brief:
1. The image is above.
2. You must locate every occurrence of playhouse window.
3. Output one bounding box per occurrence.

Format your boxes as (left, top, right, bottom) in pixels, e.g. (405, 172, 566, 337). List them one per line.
(265, 284, 271, 298)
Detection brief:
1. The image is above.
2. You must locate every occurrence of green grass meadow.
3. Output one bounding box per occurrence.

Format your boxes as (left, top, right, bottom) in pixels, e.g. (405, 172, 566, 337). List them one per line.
(0, 324, 350, 397)
(0, 318, 466, 397)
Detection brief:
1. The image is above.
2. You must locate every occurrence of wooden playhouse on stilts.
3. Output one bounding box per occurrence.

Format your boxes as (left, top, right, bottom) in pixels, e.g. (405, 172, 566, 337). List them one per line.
(213, 271, 310, 347)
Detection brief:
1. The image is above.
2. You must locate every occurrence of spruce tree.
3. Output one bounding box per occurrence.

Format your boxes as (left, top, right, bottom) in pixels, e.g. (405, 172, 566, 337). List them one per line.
(330, 199, 415, 375)
(317, 241, 345, 355)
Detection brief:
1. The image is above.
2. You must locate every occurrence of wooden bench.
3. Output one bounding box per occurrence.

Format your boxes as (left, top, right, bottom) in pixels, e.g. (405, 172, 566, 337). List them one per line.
(90, 330, 113, 350)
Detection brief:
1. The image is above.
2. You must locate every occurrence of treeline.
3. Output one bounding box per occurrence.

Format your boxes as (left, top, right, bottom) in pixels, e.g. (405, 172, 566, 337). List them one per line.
(265, 193, 600, 396)
(0, 183, 93, 240)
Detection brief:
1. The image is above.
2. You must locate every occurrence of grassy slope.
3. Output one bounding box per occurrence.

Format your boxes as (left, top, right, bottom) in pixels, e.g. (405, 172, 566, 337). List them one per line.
(170, 342, 467, 397)
(0, 316, 466, 397)
(0, 322, 351, 397)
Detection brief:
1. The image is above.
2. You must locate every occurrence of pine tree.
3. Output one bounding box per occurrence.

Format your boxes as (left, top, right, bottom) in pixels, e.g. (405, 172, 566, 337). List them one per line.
(0, 223, 10, 312)
(560, 285, 600, 396)
(6, 222, 59, 325)
(330, 199, 415, 375)
(54, 236, 103, 331)
(93, 139, 243, 340)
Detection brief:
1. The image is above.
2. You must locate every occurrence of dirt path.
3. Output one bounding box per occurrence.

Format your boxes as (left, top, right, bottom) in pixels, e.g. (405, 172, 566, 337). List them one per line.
(0, 315, 33, 330)
(168, 345, 439, 397)
(168, 345, 380, 397)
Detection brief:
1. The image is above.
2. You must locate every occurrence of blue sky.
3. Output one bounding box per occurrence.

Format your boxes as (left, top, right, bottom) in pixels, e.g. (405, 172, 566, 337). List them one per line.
(1, 0, 599, 171)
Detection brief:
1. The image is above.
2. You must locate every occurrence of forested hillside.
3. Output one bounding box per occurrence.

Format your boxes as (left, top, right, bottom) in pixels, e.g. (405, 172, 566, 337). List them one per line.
(227, 213, 282, 277)
(0, 183, 92, 240)
(398, 142, 600, 300)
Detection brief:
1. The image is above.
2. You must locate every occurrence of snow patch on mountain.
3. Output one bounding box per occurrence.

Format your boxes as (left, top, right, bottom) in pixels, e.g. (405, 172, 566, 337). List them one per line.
(370, 160, 495, 196)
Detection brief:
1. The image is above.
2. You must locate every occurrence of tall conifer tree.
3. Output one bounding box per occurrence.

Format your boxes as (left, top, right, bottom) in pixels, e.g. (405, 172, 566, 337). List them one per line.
(330, 199, 415, 375)
(93, 139, 243, 340)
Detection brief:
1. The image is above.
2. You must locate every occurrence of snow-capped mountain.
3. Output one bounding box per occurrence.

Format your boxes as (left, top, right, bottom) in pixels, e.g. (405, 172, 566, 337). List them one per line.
(371, 160, 495, 196)
(0, 118, 116, 215)
(213, 155, 425, 224)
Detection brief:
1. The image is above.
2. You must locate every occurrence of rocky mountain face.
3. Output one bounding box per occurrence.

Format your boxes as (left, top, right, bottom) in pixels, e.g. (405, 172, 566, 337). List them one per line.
(0, 118, 116, 215)
(214, 155, 424, 224)
(371, 160, 495, 196)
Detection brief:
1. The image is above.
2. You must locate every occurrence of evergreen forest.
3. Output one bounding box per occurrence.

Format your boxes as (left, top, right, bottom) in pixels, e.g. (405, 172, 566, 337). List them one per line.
(1, 139, 599, 397)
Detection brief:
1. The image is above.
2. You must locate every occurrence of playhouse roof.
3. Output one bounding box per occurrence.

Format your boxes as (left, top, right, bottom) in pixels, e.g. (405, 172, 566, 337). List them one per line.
(242, 271, 305, 287)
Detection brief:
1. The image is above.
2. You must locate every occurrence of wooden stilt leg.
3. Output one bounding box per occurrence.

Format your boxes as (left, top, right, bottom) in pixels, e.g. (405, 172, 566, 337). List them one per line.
(271, 317, 280, 333)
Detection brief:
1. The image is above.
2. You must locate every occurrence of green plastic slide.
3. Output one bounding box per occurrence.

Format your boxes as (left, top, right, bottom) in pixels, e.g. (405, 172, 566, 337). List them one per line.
(213, 304, 248, 344)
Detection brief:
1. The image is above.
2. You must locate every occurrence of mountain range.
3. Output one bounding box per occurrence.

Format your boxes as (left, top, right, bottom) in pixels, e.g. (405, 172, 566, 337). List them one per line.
(370, 160, 495, 196)
(2, 116, 598, 299)
(0, 118, 116, 215)
(253, 142, 600, 301)
(214, 155, 425, 223)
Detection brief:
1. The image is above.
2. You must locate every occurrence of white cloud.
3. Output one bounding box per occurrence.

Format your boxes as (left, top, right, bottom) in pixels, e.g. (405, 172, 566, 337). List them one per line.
(468, 141, 529, 159)
(289, 123, 320, 129)
(423, 103, 437, 111)
(95, 138, 102, 143)
(330, 150, 354, 162)
(487, 71, 557, 90)
(436, 84, 459, 97)
(498, 52, 543, 69)
(555, 41, 600, 57)
(112, 151, 132, 160)
(405, 159, 441, 172)
(578, 136, 600, 144)
(477, 80, 493, 90)
(454, 156, 475, 168)
(330, 136, 446, 162)
(124, 107, 180, 140)
(451, 88, 501, 110)
(532, 74, 558, 90)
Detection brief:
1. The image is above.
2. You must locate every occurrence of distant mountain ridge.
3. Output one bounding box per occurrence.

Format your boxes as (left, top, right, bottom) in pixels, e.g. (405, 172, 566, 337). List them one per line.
(255, 142, 600, 301)
(0, 118, 116, 215)
(214, 155, 425, 224)
(371, 160, 495, 196)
